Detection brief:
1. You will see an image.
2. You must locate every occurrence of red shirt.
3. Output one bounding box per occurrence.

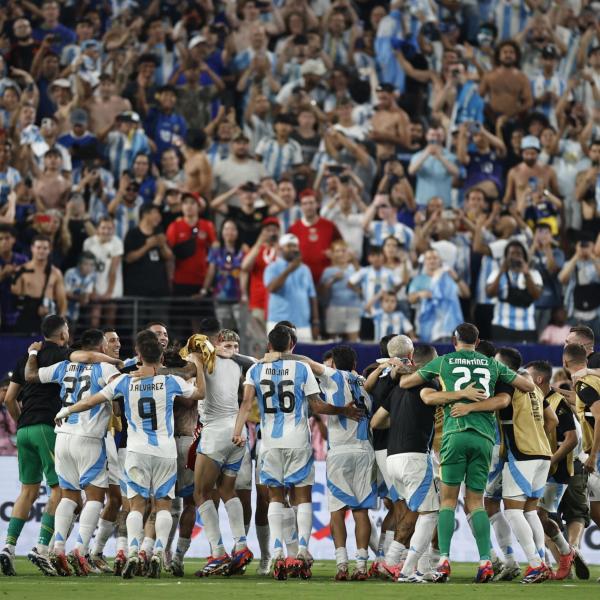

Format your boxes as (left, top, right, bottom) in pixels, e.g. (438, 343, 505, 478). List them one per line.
(166, 217, 216, 285)
(249, 243, 278, 311)
(288, 217, 342, 283)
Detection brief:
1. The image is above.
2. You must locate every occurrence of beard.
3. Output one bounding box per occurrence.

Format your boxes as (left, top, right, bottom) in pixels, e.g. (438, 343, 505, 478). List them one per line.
(523, 158, 536, 167)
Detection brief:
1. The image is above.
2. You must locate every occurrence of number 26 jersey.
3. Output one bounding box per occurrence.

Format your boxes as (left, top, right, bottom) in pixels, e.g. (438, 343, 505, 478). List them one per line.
(245, 360, 320, 450)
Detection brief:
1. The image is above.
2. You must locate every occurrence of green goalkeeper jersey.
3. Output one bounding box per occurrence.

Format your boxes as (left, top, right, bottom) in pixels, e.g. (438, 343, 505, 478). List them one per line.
(417, 350, 517, 443)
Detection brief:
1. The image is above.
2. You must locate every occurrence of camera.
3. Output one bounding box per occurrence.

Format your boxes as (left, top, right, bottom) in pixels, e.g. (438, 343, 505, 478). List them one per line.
(509, 258, 523, 270)
(327, 164, 344, 175)
(469, 121, 480, 134)
(339, 175, 351, 184)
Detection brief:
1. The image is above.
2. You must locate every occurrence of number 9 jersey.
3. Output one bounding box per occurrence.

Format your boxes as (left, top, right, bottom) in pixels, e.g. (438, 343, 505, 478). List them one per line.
(245, 359, 321, 449)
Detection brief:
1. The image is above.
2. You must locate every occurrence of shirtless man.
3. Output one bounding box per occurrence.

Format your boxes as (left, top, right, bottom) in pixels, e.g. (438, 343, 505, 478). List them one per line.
(368, 83, 410, 163)
(479, 41, 533, 120)
(502, 135, 559, 211)
(86, 74, 132, 136)
(182, 129, 212, 199)
(11, 235, 66, 334)
(32, 148, 70, 211)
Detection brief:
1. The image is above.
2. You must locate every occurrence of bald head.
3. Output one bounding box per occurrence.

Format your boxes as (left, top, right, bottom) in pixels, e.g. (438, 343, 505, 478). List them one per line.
(387, 335, 414, 359)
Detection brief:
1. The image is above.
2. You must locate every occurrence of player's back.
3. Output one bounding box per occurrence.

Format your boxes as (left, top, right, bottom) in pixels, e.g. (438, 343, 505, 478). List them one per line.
(246, 359, 320, 449)
(434, 350, 503, 397)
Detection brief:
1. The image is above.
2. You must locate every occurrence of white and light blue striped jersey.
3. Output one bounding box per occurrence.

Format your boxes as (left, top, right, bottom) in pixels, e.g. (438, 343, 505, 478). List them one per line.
(318, 366, 372, 449)
(494, 0, 531, 41)
(39, 361, 120, 438)
(487, 268, 543, 331)
(349, 266, 399, 313)
(244, 360, 320, 449)
(372, 309, 414, 341)
(255, 137, 303, 180)
(122, 356, 139, 369)
(99, 374, 195, 458)
(0, 167, 21, 206)
(530, 74, 566, 127)
(367, 221, 414, 248)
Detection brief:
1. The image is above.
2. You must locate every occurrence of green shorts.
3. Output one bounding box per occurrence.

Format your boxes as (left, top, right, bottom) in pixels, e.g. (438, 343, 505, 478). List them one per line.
(439, 429, 493, 493)
(17, 424, 58, 487)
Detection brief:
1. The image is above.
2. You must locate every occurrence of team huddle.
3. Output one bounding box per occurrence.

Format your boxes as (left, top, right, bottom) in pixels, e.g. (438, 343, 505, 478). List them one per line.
(1, 315, 599, 584)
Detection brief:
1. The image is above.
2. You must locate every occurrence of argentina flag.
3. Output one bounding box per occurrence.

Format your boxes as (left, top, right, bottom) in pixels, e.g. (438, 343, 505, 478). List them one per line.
(418, 271, 464, 342)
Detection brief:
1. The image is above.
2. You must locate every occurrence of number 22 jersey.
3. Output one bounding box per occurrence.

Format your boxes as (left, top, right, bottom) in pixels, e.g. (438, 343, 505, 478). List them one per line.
(245, 360, 320, 450)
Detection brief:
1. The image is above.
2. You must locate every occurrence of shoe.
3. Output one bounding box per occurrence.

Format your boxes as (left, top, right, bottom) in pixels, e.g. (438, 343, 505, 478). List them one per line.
(68, 549, 91, 576)
(122, 554, 139, 580)
(90, 553, 113, 574)
(491, 556, 504, 576)
(202, 553, 231, 576)
(474, 560, 494, 583)
(350, 566, 368, 581)
(170, 556, 184, 577)
(296, 553, 312, 580)
(273, 556, 287, 581)
(553, 548, 575, 580)
(493, 562, 521, 581)
(379, 561, 403, 581)
(256, 557, 271, 576)
(113, 549, 127, 576)
(27, 548, 57, 576)
(226, 546, 253, 576)
(85, 554, 102, 575)
(541, 562, 553, 581)
(431, 559, 451, 583)
(334, 564, 350, 581)
(147, 555, 161, 579)
(408, 571, 427, 583)
(285, 556, 300, 578)
(521, 564, 547, 584)
(368, 559, 383, 579)
(136, 550, 149, 577)
(573, 546, 590, 580)
(53, 552, 72, 577)
(164, 549, 172, 572)
(0, 548, 16, 577)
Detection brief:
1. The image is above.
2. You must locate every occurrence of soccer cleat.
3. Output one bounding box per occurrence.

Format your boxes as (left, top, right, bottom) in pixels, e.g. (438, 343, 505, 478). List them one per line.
(226, 546, 253, 576)
(350, 566, 368, 581)
(286, 556, 300, 578)
(85, 554, 102, 575)
(256, 557, 271, 576)
(68, 549, 91, 576)
(27, 548, 58, 576)
(493, 562, 521, 581)
(201, 553, 231, 576)
(474, 560, 494, 583)
(164, 549, 173, 572)
(553, 548, 575, 580)
(147, 554, 161, 579)
(113, 549, 127, 576)
(0, 548, 16, 576)
(491, 556, 504, 576)
(431, 559, 451, 583)
(296, 553, 312, 580)
(122, 555, 139, 580)
(379, 561, 403, 581)
(573, 547, 590, 580)
(335, 564, 350, 581)
(136, 550, 149, 576)
(521, 564, 548, 584)
(408, 571, 427, 583)
(170, 556, 184, 577)
(272, 556, 288, 581)
(53, 552, 72, 576)
(90, 553, 113, 574)
(368, 560, 383, 579)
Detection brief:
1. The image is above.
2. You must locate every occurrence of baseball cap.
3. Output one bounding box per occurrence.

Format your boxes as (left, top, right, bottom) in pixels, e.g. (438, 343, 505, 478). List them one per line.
(261, 216, 280, 229)
(182, 191, 206, 209)
(70, 108, 88, 125)
(188, 35, 207, 49)
(279, 233, 299, 247)
(117, 111, 141, 123)
(300, 59, 326, 77)
(232, 132, 250, 143)
(81, 39, 102, 51)
(50, 78, 72, 89)
(520, 135, 541, 151)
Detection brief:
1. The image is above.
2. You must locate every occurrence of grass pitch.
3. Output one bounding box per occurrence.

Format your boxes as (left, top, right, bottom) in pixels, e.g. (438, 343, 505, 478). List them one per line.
(1, 559, 599, 600)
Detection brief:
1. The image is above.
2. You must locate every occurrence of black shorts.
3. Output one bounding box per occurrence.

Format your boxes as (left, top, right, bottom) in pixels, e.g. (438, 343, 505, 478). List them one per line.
(558, 471, 590, 527)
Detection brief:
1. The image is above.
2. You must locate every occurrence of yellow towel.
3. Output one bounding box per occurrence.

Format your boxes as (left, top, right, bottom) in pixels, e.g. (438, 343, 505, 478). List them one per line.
(179, 333, 216, 374)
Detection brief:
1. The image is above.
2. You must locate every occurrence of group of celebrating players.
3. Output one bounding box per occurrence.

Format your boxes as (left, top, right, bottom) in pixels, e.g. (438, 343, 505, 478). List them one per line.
(0, 314, 599, 585)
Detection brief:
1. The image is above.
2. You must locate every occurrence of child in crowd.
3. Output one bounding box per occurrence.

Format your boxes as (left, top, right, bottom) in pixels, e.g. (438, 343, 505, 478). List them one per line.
(369, 291, 416, 341)
(64, 251, 97, 326)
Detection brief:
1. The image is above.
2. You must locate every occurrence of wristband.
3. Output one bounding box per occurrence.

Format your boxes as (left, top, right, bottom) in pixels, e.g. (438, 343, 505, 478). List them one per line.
(28, 350, 38, 357)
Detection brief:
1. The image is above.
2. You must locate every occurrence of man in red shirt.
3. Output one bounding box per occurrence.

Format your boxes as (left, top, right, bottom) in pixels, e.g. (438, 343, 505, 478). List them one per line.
(288, 189, 341, 284)
(166, 193, 216, 295)
(241, 217, 280, 321)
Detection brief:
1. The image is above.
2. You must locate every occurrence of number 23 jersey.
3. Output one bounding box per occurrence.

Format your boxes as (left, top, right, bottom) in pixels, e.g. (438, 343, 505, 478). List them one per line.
(100, 374, 195, 458)
(245, 360, 320, 450)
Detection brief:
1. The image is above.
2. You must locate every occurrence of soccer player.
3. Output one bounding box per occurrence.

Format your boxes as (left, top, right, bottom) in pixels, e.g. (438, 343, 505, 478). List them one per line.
(24, 329, 121, 576)
(54, 331, 205, 579)
(400, 322, 534, 583)
(233, 325, 363, 581)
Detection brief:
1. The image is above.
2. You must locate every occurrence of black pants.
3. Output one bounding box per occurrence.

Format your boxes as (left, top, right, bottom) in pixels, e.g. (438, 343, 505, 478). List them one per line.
(491, 325, 537, 344)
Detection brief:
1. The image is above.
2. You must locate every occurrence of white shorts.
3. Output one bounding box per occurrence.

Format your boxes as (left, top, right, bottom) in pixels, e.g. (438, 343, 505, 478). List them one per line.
(124, 450, 177, 499)
(325, 306, 361, 335)
(198, 419, 246, 477)
(235, 445, 252, 491)
(106, 433, 122, 488)
(175, 435, 194, 498)
(588, 470, 600, 501)
(387, 452, 439, 513)
(55, 434, 108, 491)
(502, 454, 550, 500)
(326, 446, 376, 512)
(375, 448, 400, 501)
(539, 479, 568, 513)
(484, 444, 505, 500)
(260, 447, 314, 488)
(117, 447, 127, 494)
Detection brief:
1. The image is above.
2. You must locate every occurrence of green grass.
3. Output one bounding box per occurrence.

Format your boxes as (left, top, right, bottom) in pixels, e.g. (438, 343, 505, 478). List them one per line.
(1, 559, 599, 600)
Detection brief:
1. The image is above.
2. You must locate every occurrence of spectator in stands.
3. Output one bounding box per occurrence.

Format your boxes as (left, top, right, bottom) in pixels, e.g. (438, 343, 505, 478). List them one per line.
(108, 174, 143, 240)
(64, 251, 96, 326)
(255, 113, 303, 180)
(363, 194, 415, 250)
(57, 109, 97, 171)
(0, 225, 27, 332)
(540, 307, 571, 346)
(0, 376, 16, 456)
(129, 153, 156, 206)
(32, 148, 69, 211)
(181, 129, 212, 200)
(575, 139, 600, 238)
(32, 0, 76, 53)
(144, 85, 187, 157)
(7, 18, 39, 72)
(85, 73, 131, 135)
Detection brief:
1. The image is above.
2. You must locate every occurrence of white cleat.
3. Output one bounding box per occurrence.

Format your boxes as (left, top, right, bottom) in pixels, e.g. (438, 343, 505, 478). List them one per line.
(256, 557, 272, 576)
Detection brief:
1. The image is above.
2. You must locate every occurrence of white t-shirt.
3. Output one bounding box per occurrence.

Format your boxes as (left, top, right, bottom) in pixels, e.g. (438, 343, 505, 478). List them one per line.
(83, 235, 124, 297)
(202, 357, 242, 424)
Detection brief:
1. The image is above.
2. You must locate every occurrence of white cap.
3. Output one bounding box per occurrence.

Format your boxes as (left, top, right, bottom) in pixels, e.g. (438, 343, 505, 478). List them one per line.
(520, 135, 541, 151)
(279, 233, 299, 247)
(50, 78, 72, 89)
(300, 59, 326, 77)
(188, 35, 207, 49)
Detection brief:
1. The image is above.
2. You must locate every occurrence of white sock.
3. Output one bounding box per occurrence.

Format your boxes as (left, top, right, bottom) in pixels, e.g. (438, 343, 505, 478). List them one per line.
(385, 540, 406, 566)
(53, 498, 78, 553)
(283, 506, 298, 555)
(490, 511, 515, 563)
(401, 513, 437, 576)
(335, 546, 348, 567)
(141, 536, 154, 556)
(92, 518, 115, 555)
(551, 531, 571, 555)
(76, 500, 103, 554)
(383, 529, 394, 555)
(267, 502, 285, 557)
(368, 516, 379, 554)
(375, 528, 386, 558)
(126, 511, 144, 556)
(356, 547, 368, 570)
(504, 509, 541, 567)
(524, 510, 546, 560)
(224, 498, 247, 551)
(117, 536, 128, 553)
(198, 500, 224, 557)
(256, 524, 270, 560)
(154, 510, 172, 556)
(296, 503, 312, 555)
(175, 537, 191, 560)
